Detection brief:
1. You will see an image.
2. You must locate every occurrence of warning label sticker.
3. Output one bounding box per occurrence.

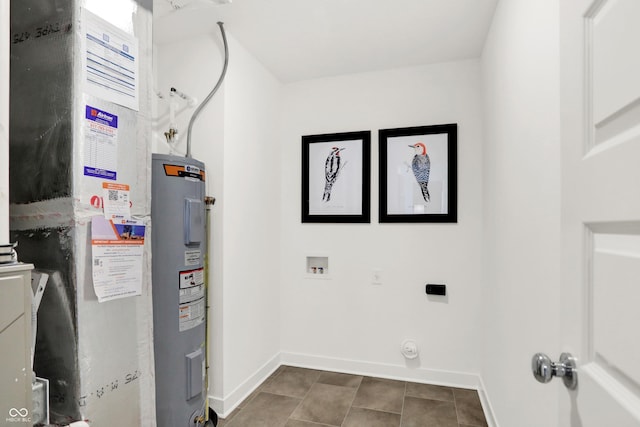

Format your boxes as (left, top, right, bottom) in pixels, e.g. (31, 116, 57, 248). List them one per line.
(179, 297, 205, 332)
(179, 268, 204, 304)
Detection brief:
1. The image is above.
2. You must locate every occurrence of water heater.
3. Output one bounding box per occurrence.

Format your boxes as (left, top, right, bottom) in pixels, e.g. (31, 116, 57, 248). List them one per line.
(151, 153, 209, 426)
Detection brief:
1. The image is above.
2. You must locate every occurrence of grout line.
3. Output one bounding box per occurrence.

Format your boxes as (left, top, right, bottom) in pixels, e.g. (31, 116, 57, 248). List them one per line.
(338, 376, 361, 427)
(398, 381, 407, 427)
(231, 365, 488, 427)
(453, 388, 461, 427)
(286, 366, 322, 424)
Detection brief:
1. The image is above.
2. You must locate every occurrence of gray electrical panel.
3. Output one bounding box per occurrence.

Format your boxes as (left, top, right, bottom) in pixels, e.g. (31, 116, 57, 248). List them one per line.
(152, 153, 208, 427)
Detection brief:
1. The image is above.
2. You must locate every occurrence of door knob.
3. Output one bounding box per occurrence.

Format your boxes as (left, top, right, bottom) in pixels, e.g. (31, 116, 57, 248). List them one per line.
(531, 352, 577, 390)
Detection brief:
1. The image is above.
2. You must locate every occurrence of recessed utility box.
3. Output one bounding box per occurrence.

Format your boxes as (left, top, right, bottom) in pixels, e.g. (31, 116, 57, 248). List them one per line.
(306, 256, 329, 277)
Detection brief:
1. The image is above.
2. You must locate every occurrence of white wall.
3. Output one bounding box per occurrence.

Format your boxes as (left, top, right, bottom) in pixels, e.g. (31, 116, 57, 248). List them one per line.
(155, 4, 564, 424)
(218, 35, 282, 411)
(480, 1, 561, 426)
(155, 32, 282, 416)
(279, 60, 485, 385)
(0, 1, 9, 243)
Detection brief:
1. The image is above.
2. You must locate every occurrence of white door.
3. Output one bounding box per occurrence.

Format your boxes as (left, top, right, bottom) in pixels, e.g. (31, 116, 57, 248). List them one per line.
(560, 0, 640, 425)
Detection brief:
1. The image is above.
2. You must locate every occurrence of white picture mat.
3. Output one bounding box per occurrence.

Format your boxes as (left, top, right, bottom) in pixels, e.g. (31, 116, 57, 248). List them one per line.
(386, 133, 449, 215)
(308, 139, 363, 215)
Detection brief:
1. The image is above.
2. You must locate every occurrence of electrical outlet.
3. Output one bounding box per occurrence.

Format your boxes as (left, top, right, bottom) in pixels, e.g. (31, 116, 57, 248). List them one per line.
(372, 269, 382, 285)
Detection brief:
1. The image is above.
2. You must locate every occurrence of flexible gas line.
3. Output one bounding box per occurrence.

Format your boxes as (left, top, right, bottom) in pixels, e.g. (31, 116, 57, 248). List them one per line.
(203, 195, 216, 425)
(186, 22, 229, 158)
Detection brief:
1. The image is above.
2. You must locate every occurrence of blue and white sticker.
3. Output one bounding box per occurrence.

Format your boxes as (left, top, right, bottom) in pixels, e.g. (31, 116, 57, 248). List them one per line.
(84, 105, 118, 180)
(184, 164, 201, 182)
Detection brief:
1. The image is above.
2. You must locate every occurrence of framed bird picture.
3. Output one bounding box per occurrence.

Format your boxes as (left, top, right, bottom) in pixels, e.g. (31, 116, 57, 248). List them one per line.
(379, 124, 457, 223)
(302, 130, 371, 223)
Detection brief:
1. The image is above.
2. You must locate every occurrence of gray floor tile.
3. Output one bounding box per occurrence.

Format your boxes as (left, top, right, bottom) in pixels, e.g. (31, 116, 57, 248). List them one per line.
(225, 392, 302, 427)
(261, 366, 322, 398)
(317, 371, 363, 388)
(405, 382, 454, 402)
(216, 367, 488, 427)
(217, 407, 240, 426)
(240, 383, 268, 408)
(352, 377, 406, 414)
(239, 367, 287, 408)
(342, 407, 401, 427)
(285, 418, 334, 427)
(453, 388, 488, 426)
(238, 365, 285, 408)
(290, 383, 357, 426)
(400, 396, 458, 427)
(266, 364, 288, 382)
(238, 389, 260, 408)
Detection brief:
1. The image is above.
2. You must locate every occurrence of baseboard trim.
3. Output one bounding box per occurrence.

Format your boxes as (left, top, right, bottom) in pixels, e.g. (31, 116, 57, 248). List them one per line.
(285, 352, 500, 426)
(208, 352, 281, 419)
(477, 375, 499, 427)
(208, 351, 500, 426)
(281, 351, 479, 389)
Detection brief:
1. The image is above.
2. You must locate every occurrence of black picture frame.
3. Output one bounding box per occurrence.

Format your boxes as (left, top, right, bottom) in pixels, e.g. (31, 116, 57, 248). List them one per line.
(302, 131, 371, 223)
(379, 124, 457, 223)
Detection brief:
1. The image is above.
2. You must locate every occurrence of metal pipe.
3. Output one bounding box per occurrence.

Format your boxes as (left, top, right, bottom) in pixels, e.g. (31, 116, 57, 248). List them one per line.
(186, 22, 228, 158)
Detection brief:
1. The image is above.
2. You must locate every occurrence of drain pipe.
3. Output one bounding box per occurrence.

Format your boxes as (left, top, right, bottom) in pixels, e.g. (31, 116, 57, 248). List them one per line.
(185, 21, 229, 158)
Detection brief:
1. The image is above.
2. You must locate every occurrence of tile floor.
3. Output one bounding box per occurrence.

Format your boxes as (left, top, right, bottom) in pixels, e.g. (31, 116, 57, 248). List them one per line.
(218, 366, 488, 427)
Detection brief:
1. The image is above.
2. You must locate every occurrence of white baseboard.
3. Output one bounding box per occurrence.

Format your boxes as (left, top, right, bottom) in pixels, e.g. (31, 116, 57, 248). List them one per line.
(477, 375, 499, 427)
(286, 352, 500, 426)
(208, 351, 499, 426)
(207, 352, 281, 419)
(281, 351, 480, 389)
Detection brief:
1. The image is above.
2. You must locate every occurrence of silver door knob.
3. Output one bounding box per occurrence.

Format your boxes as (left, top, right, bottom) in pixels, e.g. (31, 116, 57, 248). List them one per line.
(531, 352, 577, 390)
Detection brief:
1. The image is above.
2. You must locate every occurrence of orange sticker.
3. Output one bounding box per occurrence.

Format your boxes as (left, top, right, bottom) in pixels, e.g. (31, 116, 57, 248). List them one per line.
(163, 164, 205, 181)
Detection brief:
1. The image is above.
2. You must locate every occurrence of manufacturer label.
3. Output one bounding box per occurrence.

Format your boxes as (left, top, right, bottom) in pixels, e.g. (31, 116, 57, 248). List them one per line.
(184, 250, 201, 266)
(163, 163, 205, 181)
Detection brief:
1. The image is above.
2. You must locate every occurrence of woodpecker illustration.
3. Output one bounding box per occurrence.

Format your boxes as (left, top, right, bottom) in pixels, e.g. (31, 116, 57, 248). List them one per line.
(410, 142, 431, 202)
(323, 147, 345, 202)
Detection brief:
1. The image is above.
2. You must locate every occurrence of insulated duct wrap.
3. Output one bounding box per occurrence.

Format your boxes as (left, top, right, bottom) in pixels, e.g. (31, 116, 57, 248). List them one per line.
(9, 0, 74, 204)
(9, 0, 155, 425)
